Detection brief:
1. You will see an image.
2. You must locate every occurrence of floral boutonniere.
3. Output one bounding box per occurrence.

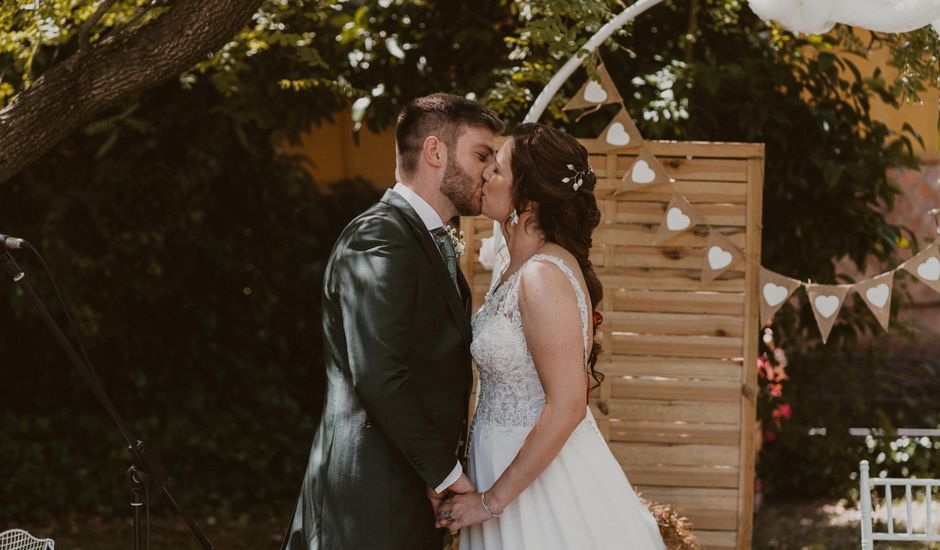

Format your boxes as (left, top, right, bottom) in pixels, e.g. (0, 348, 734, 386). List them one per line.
(445, 224, 466, 257)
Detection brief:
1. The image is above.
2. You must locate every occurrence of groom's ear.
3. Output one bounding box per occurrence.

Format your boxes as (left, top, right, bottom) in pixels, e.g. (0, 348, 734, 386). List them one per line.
(423, 135, 447, 169)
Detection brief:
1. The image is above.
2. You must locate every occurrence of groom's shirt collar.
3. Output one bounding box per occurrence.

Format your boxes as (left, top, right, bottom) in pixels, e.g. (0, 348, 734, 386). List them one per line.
(392, 182, 444, 231)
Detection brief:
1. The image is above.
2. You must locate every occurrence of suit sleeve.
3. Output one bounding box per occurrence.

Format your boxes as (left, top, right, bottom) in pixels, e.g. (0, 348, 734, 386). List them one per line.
(335, 215, 458, 489)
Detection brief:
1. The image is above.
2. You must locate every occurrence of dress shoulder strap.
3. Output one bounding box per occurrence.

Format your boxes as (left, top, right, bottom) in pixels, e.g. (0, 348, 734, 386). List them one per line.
(527, 254, 590, 364)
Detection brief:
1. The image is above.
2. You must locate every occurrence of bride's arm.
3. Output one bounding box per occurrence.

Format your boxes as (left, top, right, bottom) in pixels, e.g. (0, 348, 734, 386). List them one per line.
(437, 261, 588, 532)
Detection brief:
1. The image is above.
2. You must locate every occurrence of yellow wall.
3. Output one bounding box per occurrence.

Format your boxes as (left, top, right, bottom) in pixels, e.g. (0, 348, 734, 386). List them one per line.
(286, 108, 397, 188)
(847, 42, 940, 156)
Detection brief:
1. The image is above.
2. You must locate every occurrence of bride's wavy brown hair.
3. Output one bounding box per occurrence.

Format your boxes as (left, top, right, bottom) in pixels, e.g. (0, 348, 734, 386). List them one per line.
(509, 122, 604, 389)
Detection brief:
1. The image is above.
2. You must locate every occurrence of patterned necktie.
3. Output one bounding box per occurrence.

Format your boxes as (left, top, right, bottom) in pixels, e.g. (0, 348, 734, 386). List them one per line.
(430, 226, 458, 284)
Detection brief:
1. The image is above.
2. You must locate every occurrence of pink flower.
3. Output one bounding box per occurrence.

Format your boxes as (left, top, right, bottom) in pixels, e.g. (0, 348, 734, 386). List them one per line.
(778, 403, 792, 419)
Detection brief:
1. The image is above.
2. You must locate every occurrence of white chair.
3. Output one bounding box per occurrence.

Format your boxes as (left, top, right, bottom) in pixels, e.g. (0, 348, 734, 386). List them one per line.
(0, 529, 54, 550)
(860, 459, 940, 549)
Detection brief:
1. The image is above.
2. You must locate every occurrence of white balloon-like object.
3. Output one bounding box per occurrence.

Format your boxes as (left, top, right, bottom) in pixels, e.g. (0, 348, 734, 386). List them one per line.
(748, 0, 940, 35)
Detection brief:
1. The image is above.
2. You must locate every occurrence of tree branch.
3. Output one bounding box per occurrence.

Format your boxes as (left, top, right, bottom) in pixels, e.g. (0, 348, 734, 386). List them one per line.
(0, 0, 264, 184)
(78, 0, 120, 54)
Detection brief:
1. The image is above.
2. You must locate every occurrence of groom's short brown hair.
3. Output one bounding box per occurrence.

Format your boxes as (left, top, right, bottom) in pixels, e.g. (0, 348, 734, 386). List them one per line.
(395, 93, 504, 177)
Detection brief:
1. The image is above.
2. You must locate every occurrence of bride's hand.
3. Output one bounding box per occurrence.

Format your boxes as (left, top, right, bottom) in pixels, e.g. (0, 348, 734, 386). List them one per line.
(435, 492, 496, 534)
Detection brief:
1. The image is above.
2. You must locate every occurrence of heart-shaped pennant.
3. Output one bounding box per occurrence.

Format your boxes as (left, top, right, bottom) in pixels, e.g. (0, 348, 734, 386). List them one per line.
(666, 207, 691, 231)
(562, 63, 624, 111)
(759, 268, 802, 324)
(701, 229, 745, 285)
(854, 272, 894, 331)
(595, 108, 644, 152)
(708, 246, 733, 269)
(866, 284, 890, 308)
(902, 244, 940, 294)
(763, 283, 789, 307)
(620, 147, 669, 192)
(583, 81, 608, 104)
(653, 190, 705, 245)
(806, 284, 849, 344)
(917, 257, 940, 281)
(633, 161, 656, 184)
(814, 295, 840, 318)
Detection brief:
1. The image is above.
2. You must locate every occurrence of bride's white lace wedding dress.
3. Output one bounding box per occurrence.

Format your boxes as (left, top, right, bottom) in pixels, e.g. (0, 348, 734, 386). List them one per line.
(460, 253, 666, 550)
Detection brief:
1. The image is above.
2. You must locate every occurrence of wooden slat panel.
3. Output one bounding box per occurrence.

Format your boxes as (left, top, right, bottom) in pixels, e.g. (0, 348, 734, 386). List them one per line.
(607, 289, 745, 315)
(606, 398, 741, 425)
(602, 356, 743, 381)
(610, 378, 742, 402)
(616, 156, 749, 182)
(627, 464, 739, 488)
(696, 530, 738, 550)
(736, 151, 765, 550)
(595, 179, 748, 203)
(605, 311, 745, 337)
(599, 270, 747, 292)
(608, 420, 741, 446)
(635, 487, 739, 531)
(612, 443, 740, 468)
(593, 225, 747, 248)
(595, 247, 748, 271)
(584, 138, 765, 159)
(610, 334, 744, 359)
(610, 200, 746, 226)
(463, 138, 762, 550)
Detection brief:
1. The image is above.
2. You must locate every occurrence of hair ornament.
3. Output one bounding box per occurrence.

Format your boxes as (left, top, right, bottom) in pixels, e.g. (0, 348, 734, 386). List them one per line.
(562, 163, 594, 191)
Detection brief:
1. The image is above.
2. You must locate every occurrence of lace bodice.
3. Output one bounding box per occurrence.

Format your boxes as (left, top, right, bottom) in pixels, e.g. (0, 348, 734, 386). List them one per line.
(470, 254, 590, 429)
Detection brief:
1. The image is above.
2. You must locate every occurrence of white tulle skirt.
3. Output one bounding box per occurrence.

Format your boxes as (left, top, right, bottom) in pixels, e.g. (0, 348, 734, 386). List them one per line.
(459, 408, 666, 550)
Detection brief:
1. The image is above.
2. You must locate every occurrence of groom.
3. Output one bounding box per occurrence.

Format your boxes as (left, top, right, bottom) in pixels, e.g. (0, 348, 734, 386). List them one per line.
(282, 93, 504, 549)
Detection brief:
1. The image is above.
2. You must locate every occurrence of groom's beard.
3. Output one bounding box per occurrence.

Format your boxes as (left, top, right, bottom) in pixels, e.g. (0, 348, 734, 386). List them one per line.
(441, 157, 482, 217)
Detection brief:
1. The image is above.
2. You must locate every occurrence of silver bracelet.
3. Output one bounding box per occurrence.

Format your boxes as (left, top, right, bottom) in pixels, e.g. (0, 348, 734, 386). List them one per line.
(481, 491, 503, 518)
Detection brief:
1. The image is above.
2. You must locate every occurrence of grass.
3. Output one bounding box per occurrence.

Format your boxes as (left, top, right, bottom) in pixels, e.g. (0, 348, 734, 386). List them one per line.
(16, 515, 286, 550)
(753, 498, 940, 550)
(11, 498, 940, 549)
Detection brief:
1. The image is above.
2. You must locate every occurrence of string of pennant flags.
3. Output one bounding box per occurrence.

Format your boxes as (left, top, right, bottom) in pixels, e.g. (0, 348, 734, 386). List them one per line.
(565, 63, 940, 344)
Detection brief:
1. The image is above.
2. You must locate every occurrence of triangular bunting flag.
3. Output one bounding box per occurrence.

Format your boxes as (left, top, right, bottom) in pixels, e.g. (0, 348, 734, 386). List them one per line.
(902, 242, 940, 294)
(854, 272, 894, 331)
(759, 268, 802, 324)
(563, 63, 623, 111)
(595, 107, 644, 152)
(701, 229, 745, 284)
(621, 147, 670, 192)
(805, 284, 850, 344)
(653, 190, 705, 245)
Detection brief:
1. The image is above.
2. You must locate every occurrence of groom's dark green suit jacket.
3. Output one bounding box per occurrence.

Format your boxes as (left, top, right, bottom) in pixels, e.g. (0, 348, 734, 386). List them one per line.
(283, 189, 473, 550)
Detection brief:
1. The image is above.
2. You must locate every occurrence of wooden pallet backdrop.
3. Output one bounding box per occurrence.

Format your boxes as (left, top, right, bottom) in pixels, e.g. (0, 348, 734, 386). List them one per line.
(459, 138, 764, 550)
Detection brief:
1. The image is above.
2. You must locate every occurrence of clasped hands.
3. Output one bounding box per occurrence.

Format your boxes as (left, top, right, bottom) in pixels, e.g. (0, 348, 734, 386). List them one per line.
(427, 473, 498, 534)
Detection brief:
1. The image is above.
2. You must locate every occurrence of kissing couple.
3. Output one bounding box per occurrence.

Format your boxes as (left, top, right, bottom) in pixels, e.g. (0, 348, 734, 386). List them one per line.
(282, 93, 666, 550)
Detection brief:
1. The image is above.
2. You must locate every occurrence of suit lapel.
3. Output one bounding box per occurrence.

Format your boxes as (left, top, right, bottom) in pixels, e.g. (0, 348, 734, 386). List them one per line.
(457, 268, 471, 315)
(381, 190, 472, 345)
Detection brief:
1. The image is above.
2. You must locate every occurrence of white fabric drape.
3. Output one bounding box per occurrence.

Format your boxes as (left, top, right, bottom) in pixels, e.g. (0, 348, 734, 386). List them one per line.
(748, 0, 940, 35)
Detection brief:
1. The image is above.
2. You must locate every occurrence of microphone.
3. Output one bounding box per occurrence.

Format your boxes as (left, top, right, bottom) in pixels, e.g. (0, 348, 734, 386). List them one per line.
(1, 233, 29, 250)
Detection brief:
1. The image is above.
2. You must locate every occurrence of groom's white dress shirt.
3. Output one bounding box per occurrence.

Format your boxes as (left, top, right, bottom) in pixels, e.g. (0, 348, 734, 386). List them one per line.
(391, 182, 464, 494)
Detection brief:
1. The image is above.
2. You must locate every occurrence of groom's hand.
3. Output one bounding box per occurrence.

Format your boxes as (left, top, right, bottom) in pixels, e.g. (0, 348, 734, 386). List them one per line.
(427, 486, 447, 517)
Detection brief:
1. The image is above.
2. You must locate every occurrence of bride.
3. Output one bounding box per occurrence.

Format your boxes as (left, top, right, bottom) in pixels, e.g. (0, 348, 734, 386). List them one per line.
(433, 123, 666, 549)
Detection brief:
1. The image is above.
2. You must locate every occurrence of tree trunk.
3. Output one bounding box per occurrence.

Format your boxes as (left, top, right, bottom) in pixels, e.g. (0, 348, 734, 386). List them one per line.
(0, 0, 264, 184)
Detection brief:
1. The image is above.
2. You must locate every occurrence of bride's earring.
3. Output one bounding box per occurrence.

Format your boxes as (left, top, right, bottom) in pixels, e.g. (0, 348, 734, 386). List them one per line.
(509, 209, 520, 227)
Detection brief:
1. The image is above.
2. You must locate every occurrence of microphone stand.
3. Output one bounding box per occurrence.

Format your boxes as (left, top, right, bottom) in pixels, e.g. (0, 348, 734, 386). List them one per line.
(1, 249, 214, 549)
